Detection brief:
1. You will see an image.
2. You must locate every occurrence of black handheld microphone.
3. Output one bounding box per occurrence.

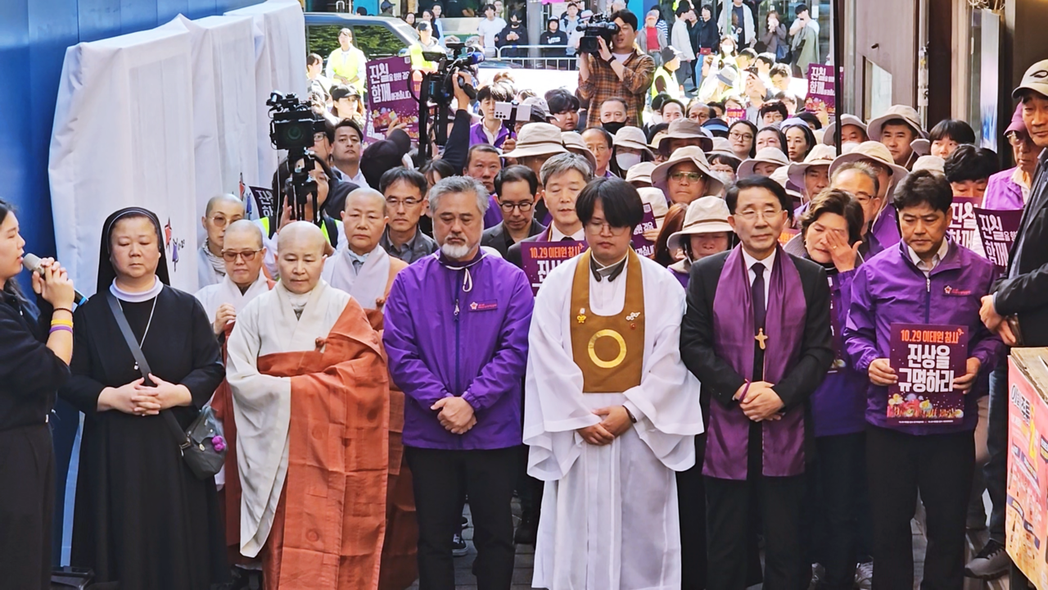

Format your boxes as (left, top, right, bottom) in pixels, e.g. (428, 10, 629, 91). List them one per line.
(22, 253, 88, 306)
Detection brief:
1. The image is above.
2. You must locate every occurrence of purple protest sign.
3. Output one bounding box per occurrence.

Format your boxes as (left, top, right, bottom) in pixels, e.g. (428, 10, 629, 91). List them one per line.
(725, 107, 746, 125)
(365, 56, 419, 144)
(631, 203, 657, 258)
(805, 64, 837, 118)
(887, 323, 968, 426)
(948, 196, 984, 258)
(520, 241, 587, 295)
(974, 207, 1022, 272)
(248, 186, 276, 219)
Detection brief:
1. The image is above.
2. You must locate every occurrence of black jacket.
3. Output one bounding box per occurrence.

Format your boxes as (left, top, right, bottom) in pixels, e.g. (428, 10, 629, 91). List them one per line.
(481, 219, 548, 259)
(994, 150, 1048, 346)
(679, 250, 834, 410)
(505, 227, 562, 269)
(693, 18, 719, 51)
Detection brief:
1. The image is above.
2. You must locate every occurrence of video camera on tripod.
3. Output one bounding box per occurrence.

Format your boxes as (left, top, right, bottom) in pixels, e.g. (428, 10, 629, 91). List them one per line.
(417, 42, 484, 161)
(266, 91, 323, 225)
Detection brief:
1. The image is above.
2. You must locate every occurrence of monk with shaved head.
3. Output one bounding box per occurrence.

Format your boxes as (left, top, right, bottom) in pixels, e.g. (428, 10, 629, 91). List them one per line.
(227, 219, 391, 589)
(199, 194, 246, 288)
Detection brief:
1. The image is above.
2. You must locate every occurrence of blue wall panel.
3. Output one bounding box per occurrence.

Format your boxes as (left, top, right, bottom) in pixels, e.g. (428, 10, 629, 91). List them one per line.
(0, 0, 262, 292)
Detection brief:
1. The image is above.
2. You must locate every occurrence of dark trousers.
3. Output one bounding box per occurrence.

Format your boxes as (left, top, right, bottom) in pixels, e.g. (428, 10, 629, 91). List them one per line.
(811, 432, 872, 589)
(866, 425, 974, 590)
(677, 433, 708, 590)
(406, 446, 517, 590)
(0, 424, 55, 589)
(985, 364, 1008, 543)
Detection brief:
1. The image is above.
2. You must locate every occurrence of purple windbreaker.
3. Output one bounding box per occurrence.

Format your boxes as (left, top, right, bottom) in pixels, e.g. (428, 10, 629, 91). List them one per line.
(982, 167, 1026, 211)
(867, 203, 900, 257)
(810, 269, 868, 438)
(383, 251, 534, 450)
(843, 239, 1003, 434)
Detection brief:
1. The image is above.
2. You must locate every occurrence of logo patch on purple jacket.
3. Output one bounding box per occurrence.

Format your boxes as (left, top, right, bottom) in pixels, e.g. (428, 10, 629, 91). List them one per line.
(470, 301, 498, 311)
(943, 286, 972, 296)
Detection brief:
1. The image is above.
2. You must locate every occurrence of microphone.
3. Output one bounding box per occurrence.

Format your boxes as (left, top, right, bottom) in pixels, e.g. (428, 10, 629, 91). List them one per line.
(22, 253, 88, 306)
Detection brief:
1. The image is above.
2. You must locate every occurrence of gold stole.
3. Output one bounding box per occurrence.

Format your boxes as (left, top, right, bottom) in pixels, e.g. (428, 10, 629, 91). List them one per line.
(569, 250, 646, 393)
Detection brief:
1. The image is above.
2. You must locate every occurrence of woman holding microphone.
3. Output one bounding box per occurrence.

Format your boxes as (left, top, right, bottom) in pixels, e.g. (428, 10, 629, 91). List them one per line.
(0, 199, 75, 588)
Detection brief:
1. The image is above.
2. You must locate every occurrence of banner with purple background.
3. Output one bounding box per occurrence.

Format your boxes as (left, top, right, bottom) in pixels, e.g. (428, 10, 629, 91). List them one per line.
(521, 241, 587, 295)
(887, 323, 968, 426)
(805, 64, 837, 117)
(974, 207, 1022, 272)
(630, 203, 657, 258)
(365, 56, 419, 143)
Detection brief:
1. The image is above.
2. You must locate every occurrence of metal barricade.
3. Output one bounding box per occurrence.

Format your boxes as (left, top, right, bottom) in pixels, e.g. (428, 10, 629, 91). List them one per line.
(493, 45, 577, 70)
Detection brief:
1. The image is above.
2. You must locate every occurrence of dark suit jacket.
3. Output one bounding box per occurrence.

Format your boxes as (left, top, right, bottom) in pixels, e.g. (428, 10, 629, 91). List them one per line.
(481, 220, 547, 259)
(679, 250, 834, 411)
(322, 176, 360, 220)
(505, 227, 556, 269)
(995, 151, 1048, 346)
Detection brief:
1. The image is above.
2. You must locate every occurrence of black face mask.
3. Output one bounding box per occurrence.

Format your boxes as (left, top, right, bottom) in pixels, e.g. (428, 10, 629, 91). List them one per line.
(603, 121, 626, 134)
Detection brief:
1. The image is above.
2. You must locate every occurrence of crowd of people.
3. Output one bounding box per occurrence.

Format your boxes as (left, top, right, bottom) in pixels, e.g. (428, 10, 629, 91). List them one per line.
(4, 2, 1048, 589)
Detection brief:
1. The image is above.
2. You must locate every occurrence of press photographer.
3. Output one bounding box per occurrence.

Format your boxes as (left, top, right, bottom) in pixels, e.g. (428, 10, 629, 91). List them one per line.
(576, 9, 655, 129)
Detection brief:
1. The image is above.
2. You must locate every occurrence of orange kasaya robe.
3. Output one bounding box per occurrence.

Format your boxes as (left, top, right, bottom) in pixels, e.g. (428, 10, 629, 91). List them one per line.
(366, 308, 419, 590)
(257, 299, 391, 590)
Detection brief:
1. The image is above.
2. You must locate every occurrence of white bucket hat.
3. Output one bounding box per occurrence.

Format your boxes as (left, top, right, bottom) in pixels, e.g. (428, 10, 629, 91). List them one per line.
(667, 196, 734, 251)
(613, 126, 656, 158)
(651, 146, 726, 196)
(637, 187, 670, 222)
(625, 162, 657, 186)
(828, 140, 910, 184)
(787, 144, 837, 187)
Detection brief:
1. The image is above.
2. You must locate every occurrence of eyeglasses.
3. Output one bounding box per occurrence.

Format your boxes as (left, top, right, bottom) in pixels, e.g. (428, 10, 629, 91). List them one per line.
(387, 197, 423, 208)
(584, 220, 630, 235)
(1008, 132, 1034, 149)
(499, 200, 534, 212)
(221, 249, 261, 262)
(735, 208, 783, 221)
(729, 132, 753, 141)
(670, 171, 706, 182)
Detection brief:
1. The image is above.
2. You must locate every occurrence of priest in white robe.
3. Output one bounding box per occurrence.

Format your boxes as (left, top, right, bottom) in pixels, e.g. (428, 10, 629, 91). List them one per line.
(197, 194, 245, 289)
(322, 188, 407, 309)
(226, 222, 390, 589)
(524, 178, 704, 590)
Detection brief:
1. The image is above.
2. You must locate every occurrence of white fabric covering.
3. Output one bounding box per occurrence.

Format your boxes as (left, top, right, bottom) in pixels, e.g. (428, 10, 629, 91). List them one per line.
(49, 20, 199, 293)
(225, 0, 307, 187)
(226, 281, 350, 557)
(524, 254, 704, 590)
(321, 245, 391, 310)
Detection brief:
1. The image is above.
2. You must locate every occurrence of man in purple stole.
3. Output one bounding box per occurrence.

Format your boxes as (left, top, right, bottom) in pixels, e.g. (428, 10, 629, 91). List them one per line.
(680, 176, 834, 589)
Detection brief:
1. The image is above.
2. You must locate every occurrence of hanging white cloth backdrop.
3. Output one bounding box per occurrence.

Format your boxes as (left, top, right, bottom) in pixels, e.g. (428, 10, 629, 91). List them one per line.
(226, 0, 307, 191)
(177, 14, 259, 245)
(49, 20, 199, 294)
(48, 0, 306, 294)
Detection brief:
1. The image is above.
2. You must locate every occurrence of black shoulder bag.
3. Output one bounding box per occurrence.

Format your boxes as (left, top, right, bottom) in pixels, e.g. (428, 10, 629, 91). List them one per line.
(106, 292, 226, 480)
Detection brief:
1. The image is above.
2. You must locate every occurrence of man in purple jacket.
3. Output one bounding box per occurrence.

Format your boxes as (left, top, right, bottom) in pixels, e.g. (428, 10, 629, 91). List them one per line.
(383, 176, 534, 589)
(844, 170, 1003, 589)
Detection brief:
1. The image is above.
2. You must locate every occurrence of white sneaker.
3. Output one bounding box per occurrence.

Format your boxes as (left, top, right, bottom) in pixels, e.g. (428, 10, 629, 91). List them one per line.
(451, 533, 468, 557)
(965, 540, 1009, 580)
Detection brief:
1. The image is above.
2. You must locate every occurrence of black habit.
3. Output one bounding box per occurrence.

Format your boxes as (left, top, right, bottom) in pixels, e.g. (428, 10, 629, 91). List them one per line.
(61, 286, 227, 590)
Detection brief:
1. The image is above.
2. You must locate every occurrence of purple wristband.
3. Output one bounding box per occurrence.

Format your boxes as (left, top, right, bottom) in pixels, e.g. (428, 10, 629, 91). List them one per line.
(49, 325, 73, 335)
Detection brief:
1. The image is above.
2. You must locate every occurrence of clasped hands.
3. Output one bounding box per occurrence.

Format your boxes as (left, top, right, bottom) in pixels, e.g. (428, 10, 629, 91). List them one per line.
(432, 396, 476, 435)
(577, 405, 633, 446)
(734, 381, 784, 422)
(100, 374, 192, 416)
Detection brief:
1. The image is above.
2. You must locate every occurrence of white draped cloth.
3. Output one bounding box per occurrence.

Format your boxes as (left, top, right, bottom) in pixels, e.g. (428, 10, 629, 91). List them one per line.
(524, 254, 704, 590)
(197, 244, 226, 290)
(225, 281, 350, 557)
(321, 245, 391, 310)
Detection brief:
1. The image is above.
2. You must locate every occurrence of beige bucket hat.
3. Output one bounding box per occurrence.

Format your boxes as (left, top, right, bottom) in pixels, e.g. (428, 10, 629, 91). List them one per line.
(911, 155, 945, 175)
(651, 146, 726, 196)
(657, 119, 714, 154)
(787, 144, 836, 187)
(737, 147, 790, 179)
(637, 187, 670, 222)
(866, 105, 928, 142)
(625, 162, 657, 186)
(821, 114, 868, 146)
(707, 137, 742, 166)
(613, 126, 656, 158)
(667, 196, 734, 251)
(502, 123, 569, 159)
(560, 132, 599, 172)
(828, 140, 910, 183)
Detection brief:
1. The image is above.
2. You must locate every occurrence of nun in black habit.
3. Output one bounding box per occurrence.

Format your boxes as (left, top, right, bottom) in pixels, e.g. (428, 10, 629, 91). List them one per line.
(60, 207, 228, 589)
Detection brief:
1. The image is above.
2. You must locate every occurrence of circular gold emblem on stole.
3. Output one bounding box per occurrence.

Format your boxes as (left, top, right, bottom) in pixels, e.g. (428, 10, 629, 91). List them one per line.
(587, 329, 627, 368)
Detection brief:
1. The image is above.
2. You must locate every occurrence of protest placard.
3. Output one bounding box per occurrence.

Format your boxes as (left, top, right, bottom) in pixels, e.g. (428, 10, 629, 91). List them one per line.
(886, 323, 968, 425)
(520, 241, 587, 295)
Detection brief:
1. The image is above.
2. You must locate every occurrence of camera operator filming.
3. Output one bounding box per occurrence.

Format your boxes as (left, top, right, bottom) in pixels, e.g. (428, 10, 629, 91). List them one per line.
(576, 9, 655, 129)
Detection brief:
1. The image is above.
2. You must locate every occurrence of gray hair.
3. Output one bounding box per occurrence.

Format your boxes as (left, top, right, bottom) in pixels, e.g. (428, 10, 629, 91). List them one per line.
(428, 176, 489, 215)
(832, 161, 881, 197)
(540, 152, 594, 187)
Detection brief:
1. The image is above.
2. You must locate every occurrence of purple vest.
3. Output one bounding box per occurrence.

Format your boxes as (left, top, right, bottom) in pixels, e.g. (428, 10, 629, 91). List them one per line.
(705, 246, 808, 480)
(983, 168, 1025, 211)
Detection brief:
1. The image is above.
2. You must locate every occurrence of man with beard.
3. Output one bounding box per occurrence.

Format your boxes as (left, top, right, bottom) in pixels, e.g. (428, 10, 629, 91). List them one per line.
(384, 176, 533, 589)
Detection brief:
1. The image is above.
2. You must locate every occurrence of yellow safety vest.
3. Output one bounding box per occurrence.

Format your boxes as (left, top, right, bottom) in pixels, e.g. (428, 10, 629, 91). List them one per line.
(651, 66, 681, 100)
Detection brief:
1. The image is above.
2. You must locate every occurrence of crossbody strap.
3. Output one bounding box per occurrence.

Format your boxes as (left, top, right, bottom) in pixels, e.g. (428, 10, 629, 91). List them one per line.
(105, 292, 189, 449)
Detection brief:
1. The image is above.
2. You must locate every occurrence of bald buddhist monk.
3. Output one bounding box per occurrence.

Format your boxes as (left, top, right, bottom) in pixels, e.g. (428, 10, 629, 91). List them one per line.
(226, 221, 390, 590)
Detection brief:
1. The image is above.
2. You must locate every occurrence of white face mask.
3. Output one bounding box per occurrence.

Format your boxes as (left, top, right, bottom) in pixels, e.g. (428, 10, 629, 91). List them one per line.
(616, 153, 643, 170)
